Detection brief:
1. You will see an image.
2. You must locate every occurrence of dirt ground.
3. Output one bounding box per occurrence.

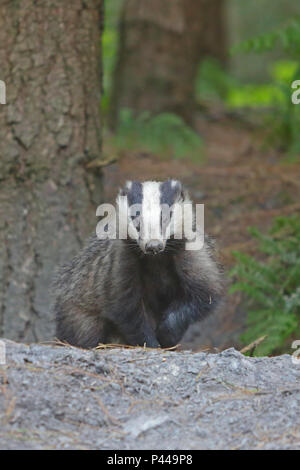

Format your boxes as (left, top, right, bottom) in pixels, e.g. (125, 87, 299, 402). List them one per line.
(102, 112, 300, 351)
(1, 339, 300, 450)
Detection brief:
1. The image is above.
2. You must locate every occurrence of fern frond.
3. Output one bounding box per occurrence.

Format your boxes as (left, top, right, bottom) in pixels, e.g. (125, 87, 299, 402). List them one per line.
(231, 215, 300, 356)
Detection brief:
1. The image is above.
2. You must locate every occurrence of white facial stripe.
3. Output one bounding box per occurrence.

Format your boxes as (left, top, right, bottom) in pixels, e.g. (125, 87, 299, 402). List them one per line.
(142, 181, 162, 241)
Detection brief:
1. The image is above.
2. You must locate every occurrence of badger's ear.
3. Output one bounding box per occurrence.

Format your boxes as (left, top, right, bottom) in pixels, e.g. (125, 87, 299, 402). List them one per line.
(119, 181, 132, 197)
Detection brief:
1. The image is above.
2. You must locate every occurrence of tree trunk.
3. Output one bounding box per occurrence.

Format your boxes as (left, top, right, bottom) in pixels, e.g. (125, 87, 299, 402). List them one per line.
(0, 0, 103, 342)
(202, 0, 227, 65)
(110, 0, 227, 127)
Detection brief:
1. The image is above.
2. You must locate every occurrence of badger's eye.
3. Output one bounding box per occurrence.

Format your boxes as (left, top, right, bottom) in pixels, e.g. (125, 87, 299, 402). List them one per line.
(130, 210, 140, 219)
(161, 210, 173, 228)
(131, 212, 141, 232)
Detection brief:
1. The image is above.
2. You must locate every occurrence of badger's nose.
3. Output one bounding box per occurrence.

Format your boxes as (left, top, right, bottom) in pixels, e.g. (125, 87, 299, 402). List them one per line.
(145, 240, 164, 254)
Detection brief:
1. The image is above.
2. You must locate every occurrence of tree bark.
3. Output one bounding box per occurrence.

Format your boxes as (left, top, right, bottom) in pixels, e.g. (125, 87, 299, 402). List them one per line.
(202, 0, 227, 65)
(110, 0, 227, 127)
(0, 0, 103, 342)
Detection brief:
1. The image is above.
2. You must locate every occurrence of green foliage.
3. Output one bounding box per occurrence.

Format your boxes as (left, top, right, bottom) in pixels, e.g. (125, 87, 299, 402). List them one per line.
(195, 59, 238, 102)
(226, 60, 300, 108)
(227, 60, 300, 154)
(230, 215, 300, 356)
(230, 18, 300, 155)
(231, 18, 300, 56)
(226, 61, 299, 108)
(197, 58, 299, 106)
(196, 58, 298, 107)
(113, 109, 203, 161)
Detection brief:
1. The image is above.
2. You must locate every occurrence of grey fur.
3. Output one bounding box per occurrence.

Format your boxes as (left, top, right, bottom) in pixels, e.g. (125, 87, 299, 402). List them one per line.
(52, 180, 223, 349)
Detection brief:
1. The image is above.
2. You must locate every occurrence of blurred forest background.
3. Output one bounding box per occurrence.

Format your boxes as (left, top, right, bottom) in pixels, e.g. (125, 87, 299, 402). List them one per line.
(1, 0, 300, 356)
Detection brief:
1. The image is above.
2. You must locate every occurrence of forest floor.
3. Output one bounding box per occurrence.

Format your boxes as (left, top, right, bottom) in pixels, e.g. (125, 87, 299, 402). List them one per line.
(102, 111, 300, 352)
(1, 339, 300, 450)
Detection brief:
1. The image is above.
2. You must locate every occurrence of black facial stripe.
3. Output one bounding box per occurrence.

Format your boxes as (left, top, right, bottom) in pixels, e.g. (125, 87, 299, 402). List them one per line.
(160, 180, 181, 206)
(127, 181, 143, 207)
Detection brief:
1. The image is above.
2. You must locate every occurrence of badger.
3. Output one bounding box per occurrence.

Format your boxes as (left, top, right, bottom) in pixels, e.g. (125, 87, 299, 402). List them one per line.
(53, 180, 223, 349)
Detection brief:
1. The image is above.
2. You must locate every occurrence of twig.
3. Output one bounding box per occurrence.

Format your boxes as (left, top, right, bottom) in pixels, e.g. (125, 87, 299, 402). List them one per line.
(95, 343, 178, 351)
(240, 335, 267, 356)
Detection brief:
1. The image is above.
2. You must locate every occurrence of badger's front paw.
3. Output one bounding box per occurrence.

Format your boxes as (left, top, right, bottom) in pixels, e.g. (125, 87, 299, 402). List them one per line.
(144, 337, 161, 348)
(156, 313, 182, 348)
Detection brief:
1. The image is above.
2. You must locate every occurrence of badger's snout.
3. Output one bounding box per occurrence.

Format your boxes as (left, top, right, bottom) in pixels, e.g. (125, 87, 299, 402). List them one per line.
(144, 239, 164, 255)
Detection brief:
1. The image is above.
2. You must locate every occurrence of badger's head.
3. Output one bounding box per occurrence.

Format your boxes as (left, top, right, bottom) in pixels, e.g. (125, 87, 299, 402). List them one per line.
(116, 180, 191, 255)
